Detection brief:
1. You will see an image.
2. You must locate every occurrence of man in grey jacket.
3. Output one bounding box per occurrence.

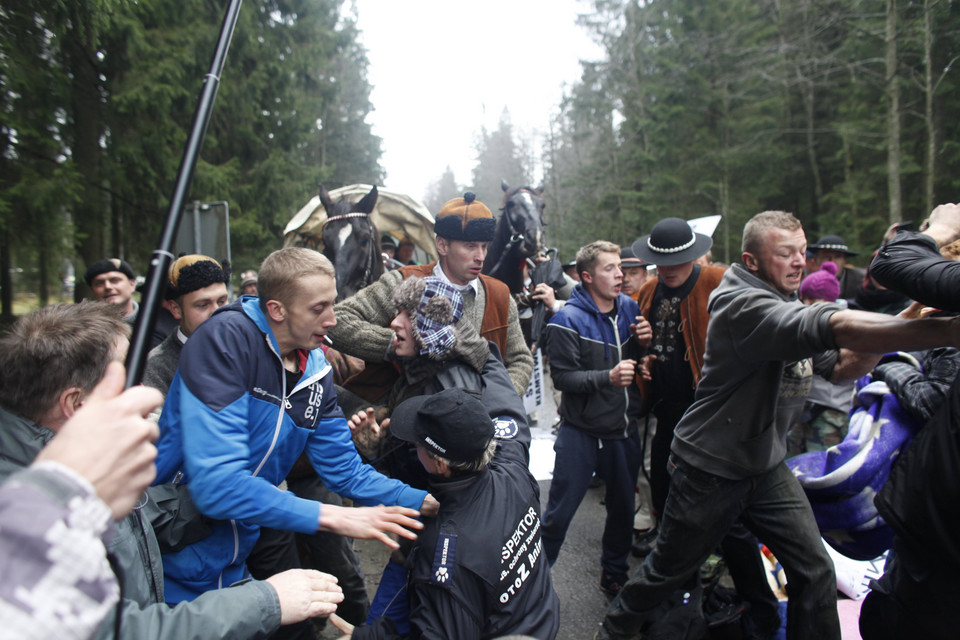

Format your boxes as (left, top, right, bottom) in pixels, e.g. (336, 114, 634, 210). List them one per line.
(0, 302, 344, 640)
(597, 211, 960, 640)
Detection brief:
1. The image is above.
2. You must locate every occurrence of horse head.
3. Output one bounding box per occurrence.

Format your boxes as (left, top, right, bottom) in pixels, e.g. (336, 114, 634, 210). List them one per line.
(481, 180, 547, 293)
(499, 180, 545, 257)
(319, 184, 383, 301)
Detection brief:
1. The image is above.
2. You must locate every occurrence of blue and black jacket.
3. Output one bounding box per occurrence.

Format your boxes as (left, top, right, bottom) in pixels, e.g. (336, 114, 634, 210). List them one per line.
(542, 285, 643, 439)
(154, 298, 427, 603)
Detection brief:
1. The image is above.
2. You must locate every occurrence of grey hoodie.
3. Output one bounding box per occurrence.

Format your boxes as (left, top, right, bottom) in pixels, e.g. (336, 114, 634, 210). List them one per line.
(671, 264, 841, 479)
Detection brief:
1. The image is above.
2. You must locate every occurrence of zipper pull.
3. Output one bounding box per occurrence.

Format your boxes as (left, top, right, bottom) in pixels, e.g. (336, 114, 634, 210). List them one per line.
(284, 398, 292, 409)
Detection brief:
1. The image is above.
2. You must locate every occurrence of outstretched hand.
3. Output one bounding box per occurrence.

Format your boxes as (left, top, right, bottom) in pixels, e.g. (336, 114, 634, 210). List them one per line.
(319, 504, 423, 549)
(35, 361, 162, 520)
(923, 203, 960, 247)
(265, 569, 343, 625)
(348, 408, 387, 460)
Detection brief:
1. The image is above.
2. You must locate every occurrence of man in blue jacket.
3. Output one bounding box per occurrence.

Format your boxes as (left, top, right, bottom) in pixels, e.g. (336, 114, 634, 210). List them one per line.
(155, 247, 438, 603)
(541, 240, 651, 596)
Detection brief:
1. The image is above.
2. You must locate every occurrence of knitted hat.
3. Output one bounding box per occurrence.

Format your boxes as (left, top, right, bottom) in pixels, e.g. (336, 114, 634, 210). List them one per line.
(389, 388, 494, 463)
(165, 254, 230, 300)
(84, 258, 135, 286)
(392, 276, 465, 359)
(434, 192, 496, 242)
(799, 261, 841, 302)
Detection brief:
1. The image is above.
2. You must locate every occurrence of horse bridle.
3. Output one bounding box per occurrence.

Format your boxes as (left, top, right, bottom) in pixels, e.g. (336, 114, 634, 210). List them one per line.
(500, 188, 543, 250)
(322, 212, 377, 288)
(321, 211, 371, 229)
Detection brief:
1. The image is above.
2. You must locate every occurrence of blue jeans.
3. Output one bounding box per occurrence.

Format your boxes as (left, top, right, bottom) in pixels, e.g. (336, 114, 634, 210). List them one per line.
(602, 455, 839, 640)
(542, 423, 642, 578)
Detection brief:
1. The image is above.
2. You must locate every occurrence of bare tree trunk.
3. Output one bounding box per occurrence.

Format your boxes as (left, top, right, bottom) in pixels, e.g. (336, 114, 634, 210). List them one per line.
(66, 2, 105, 300)
(802, 77, 823, 219)
(922, 0, 935, 215)
(885, 0, 902, 225)
(0, 234, 12, 321)
(38, 242, 50, 306)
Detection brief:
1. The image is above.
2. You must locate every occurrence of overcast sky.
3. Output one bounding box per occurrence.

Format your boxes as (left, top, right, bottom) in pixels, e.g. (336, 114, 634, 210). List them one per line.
(352, 0, 603, 202)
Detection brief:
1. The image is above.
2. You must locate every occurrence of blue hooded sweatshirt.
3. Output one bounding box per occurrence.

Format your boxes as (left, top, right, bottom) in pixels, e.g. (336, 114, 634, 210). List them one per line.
(155, 298, 427, 603)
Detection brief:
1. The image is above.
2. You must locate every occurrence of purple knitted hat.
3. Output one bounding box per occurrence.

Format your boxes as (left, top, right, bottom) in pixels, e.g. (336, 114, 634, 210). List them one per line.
(800, 261, 841, 302)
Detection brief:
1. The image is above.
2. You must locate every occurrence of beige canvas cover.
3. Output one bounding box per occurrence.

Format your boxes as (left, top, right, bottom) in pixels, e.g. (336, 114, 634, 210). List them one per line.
(283, 184, 438, 261)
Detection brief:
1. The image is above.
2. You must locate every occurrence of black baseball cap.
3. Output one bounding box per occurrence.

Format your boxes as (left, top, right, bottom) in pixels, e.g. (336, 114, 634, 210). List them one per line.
(389, 388, 494, 463)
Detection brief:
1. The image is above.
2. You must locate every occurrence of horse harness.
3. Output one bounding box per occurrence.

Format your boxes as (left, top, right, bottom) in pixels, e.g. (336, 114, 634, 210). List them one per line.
(500, 188, 542, 250)
(489, 188, 543, 276)
(323, 212, 378, 290)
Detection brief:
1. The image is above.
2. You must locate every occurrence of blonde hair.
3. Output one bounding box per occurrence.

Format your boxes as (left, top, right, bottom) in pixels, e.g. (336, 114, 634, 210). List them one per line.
(258, 248, 334, 312)
(742, 211, 802, 255)
(576, 240, 620, 279)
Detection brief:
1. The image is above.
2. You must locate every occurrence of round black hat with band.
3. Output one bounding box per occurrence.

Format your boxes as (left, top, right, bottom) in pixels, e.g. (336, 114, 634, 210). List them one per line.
(631, 217, 713, 267)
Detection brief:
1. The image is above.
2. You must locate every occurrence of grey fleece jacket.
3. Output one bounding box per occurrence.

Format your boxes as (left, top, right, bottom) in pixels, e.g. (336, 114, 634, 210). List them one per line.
(671, 264, 842, 479)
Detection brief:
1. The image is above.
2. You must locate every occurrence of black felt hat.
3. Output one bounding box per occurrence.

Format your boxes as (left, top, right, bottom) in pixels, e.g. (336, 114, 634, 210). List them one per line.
(389, 388, 494, 463)
(632, 218, 713, 267)
(809, 234, 859, 257)
(620, 247, 645, 268)
(84, 258, 136, 286)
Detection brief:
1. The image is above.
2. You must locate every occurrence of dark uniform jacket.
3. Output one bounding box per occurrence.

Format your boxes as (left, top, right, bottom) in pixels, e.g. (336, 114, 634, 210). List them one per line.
(354, 357, 560, 640)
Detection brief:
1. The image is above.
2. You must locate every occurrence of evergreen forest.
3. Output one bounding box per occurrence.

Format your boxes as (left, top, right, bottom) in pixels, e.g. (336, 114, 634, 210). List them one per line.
(2, 0, 960, 317)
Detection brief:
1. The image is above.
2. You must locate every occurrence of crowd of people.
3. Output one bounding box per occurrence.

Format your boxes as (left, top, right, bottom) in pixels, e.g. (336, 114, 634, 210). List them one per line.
(2, 192, 959, 640)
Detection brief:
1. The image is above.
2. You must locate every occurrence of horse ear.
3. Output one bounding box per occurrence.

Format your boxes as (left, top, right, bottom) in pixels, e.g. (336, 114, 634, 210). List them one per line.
(318, 184, 334, 214)
(501, 179, 510, 193)
(355, 185, 378, 214)
(534, 183, 545, 196)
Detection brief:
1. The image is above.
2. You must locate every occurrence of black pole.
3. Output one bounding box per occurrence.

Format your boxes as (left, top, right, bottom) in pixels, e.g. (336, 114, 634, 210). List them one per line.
(125, 0, 243, 388)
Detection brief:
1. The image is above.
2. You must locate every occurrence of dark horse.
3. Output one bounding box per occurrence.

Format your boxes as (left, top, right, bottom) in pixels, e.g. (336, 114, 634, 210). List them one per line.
(318, 184, 384, 301)
(482, 180, 546, 293)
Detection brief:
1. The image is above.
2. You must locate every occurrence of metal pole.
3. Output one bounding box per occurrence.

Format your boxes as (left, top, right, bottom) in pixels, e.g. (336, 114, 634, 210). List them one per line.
(125, 0, 243, 388)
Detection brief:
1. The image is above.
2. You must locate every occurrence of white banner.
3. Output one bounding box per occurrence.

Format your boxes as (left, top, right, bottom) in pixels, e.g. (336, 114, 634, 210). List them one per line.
(522, 349, 544, 415)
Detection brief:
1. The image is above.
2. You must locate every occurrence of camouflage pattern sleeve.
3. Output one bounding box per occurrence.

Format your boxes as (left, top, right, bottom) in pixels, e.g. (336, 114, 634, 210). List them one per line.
(0, 462, 118, 640)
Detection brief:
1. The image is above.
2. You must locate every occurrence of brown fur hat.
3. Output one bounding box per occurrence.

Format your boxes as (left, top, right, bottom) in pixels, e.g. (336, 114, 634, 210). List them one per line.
(392, 276, 464, 359)
(434, 192, 496, 242)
